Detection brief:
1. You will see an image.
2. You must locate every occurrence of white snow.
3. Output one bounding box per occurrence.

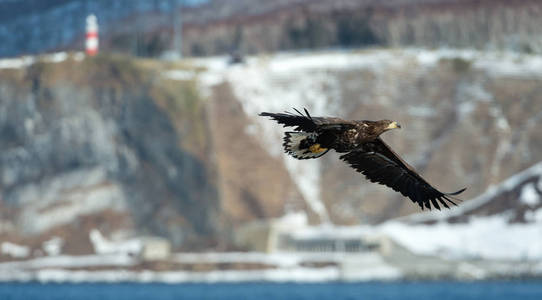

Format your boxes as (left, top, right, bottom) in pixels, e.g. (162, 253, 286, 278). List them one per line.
(42, 52, 68, 63)
(21, 182, 126, 234)
(383, 162, 542, 261)
(524, 209, 542, 223)
(411, 48, 478, 66)
(405, 162, 542, 223)
(162, 69, 196, 81)
(171, 252, 300, 268)
(1, 242, 30, 258)
(381, 213, 542, 260)
(0, 267, 343, 283)
(475, 55, 542, 78)
(274, 211, 309, 229)
(0, 254, 137, 271)
(73, 52, 85, 61)
(0, 56, 35, 69)
(0, 250, 400, 283)
(265, 50, 402, 72)
(456, 82, 494, 119)
(408, 47, 542, 78)
(0, 52, 83, 69)
(520, 183, 540, 206)
(42, 237, 64, 256)
(456, 262, 486, 280)
(340, 253, 402, 281)
(407, 106, 435, 117)
(89, 229, 142, 256)
(273, 161, 542, 262)
(15, 167, 128, 234)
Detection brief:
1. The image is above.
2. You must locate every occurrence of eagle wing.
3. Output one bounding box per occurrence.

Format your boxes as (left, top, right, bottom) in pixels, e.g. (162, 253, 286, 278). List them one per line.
(259, 108, 355, 132)
(340, 138, 466, 210)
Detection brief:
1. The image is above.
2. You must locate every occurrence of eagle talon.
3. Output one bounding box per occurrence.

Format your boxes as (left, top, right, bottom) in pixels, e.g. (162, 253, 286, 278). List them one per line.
(309, 143, 327, 153)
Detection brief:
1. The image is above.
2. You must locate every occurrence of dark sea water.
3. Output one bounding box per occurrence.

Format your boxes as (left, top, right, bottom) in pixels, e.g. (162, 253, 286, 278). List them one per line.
(1, 281, 541, 300)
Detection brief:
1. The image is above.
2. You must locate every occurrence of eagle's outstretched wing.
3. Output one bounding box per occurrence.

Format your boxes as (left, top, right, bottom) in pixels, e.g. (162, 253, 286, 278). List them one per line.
(340, 138, 466, 210)
(259, 108, 353, 132)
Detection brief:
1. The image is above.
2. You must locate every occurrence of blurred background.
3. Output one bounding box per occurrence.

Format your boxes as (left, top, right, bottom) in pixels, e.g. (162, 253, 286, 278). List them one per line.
(0, 0, 541, 287)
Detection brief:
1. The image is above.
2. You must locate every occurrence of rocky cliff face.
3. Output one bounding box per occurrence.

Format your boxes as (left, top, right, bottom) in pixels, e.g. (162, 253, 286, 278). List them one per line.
(0, 55, 221, 251)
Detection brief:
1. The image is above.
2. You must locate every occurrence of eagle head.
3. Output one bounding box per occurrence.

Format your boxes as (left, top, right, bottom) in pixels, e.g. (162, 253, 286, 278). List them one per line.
(380, 120, 402, 132)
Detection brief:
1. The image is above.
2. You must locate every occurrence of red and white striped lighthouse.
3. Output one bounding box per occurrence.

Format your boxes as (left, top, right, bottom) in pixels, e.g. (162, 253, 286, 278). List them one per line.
(85, 14, 99, 56)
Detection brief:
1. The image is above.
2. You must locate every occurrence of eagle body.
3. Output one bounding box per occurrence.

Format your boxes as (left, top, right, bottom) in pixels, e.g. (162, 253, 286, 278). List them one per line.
(260, 109, 465, 211)
(312, 121, 391, 153)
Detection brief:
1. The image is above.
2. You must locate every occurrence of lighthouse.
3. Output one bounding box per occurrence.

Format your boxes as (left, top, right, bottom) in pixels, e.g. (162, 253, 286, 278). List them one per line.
(85, 14, 98, 56)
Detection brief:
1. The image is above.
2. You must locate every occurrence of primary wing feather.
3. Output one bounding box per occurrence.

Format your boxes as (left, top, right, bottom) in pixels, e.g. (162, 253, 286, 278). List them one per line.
(340, 138, 465, 210)
(259, 109, 354, 132)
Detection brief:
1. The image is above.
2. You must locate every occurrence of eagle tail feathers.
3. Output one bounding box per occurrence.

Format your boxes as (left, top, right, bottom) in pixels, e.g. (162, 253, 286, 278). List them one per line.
(283, 132, 328, 160)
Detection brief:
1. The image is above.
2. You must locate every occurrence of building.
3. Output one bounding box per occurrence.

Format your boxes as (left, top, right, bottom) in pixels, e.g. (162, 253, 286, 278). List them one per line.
(140, 237, 172, 261)
(235, 212, 392, 255)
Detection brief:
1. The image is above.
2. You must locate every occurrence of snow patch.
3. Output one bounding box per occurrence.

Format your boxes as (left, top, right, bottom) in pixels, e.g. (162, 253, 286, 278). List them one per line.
(266, 50, 402, 72)
(73, 52, 85, 61)
(275, 211, 308, 228)
(20, 181, 127, 234)
(386, 162, 542, 261)
(475, 55, 542, 78)
(457, 262, 486, 279)
(1, 242, 30, 258)
(525, 208, 542, 223)
(0, 56, 34, 69)
(458, 101, 476, 118)
(42, 237, 64, 256)
(409, 48, 542, 78)
(162, 70, 196, 81)
(0, 254, 137, 271)
(520, 183, 540, 206)
(412, 48, 477, 66)
(42, 52, 68, 63)
(405, 162, 542, 223)
(0, 267, 343, 283)
(0, 251, 401, 283)
(11, 167, 128, 234)
(382, 213, 542, 260)
(0, 52, 80, 69)
(89, 229, 142, 256)
(407, 106, 435, 117)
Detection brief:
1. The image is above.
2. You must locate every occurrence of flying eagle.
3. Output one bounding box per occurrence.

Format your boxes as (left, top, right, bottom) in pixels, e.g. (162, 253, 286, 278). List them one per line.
(260, 108, 465, 210)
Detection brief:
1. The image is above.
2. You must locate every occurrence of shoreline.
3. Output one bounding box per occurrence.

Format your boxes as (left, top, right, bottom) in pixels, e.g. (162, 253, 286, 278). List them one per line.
(1, 267, 541, 284)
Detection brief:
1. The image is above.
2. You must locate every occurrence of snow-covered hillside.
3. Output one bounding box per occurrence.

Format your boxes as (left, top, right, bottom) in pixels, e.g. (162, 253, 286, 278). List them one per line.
(381, 162, 542, 261)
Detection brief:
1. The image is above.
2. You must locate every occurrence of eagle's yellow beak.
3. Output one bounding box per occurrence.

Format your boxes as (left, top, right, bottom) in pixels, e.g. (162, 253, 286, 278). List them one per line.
(387, 121, 401, 130)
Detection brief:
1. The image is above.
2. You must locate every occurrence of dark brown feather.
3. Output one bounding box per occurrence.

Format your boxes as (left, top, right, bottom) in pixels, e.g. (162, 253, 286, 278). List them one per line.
(259, 111, 317, 132)
(259, 109, 355, 132)
(340, 138, 466, 210)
